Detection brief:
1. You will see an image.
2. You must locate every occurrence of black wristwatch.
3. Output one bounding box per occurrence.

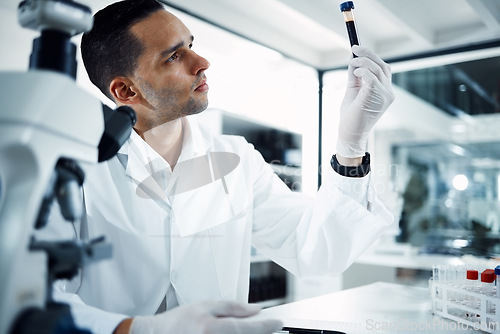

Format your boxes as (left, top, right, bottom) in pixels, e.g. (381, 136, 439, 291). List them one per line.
(330, 152, 370, 177)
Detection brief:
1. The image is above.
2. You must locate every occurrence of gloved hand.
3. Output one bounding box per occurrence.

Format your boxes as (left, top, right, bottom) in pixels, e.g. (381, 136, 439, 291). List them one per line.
(129, 300, 283, 334)
(336, 45, 395, 158)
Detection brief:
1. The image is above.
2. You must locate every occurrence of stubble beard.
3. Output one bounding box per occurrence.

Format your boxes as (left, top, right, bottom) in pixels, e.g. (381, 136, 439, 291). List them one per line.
(142, 80, 208, 126)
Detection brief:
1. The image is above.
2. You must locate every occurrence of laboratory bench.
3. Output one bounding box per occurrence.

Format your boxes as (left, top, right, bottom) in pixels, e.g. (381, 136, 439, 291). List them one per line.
(343, 240, 500, 291)
(290, 241, 464, 301)
(261, 281, 482, 333)
(285, 239, 500, 306)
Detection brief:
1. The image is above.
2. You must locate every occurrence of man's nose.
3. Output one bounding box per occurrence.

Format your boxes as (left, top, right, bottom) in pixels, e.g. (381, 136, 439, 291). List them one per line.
(191, 51, 210, 75)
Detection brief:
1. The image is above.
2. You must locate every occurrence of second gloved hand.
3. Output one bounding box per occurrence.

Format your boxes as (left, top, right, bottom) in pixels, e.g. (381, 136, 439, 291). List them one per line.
(336, 45, 395, 158)
(129, 300, 283, 334)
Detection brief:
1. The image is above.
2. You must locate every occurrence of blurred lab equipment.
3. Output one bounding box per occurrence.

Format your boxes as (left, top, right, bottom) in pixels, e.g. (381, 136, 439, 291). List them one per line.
(0, 0, 135, 333)
(393, 142, 500, 258)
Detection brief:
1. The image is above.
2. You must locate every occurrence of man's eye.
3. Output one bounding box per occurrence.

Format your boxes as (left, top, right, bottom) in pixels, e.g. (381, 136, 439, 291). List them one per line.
(166, 53, 179, 62)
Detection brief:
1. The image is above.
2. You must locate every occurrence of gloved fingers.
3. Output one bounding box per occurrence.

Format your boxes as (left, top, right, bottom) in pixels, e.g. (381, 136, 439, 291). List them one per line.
(352, 80, 394, 114)
(351, 57, 392, 94)
(209, 317, 284, 334)
(351, 45, 391, 79)
(208, 300, 262, 318)
(352, 67, 394, 107)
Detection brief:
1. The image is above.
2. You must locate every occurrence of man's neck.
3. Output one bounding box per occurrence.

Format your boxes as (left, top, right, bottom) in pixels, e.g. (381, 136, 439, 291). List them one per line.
(136, 118, 184, 169)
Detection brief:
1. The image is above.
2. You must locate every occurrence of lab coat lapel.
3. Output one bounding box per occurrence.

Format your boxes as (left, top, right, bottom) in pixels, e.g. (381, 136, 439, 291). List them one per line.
(118, 131, 173, 203)
(170, 118, 248, 236)
(170, 158, 247, 236)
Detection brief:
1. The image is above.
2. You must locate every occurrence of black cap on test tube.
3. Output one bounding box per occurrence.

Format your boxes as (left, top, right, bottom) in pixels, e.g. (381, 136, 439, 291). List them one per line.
(340, 1, 355, 12)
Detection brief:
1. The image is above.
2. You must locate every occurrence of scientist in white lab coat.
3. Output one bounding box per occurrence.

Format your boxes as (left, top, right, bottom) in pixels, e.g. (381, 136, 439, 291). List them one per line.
(42, 0, 395, 333)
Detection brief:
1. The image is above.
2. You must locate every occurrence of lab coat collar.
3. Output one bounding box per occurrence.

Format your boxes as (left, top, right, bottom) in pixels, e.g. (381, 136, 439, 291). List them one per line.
(117, 116, 211, 180)
(177, 115, 212, 162)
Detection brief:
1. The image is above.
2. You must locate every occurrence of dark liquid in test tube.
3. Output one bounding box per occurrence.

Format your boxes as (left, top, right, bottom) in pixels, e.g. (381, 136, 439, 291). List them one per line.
(340, 1, 359, 57)
(345, 20, 359, 47)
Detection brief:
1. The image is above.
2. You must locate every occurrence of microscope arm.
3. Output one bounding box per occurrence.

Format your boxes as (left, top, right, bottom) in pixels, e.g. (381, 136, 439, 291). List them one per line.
(0, 71, 135, 334)
(0, 1, 136, 332)
(0, 71, 104, 334)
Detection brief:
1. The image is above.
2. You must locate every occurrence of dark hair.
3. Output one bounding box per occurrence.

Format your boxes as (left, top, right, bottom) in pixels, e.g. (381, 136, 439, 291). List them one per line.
(81, 0, 164, 100)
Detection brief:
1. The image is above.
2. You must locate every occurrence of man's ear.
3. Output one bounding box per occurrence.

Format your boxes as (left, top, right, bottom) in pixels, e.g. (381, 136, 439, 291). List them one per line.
(109, 77, 140, 105)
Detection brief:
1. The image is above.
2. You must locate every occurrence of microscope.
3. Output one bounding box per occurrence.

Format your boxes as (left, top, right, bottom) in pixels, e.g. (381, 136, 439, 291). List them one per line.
(0, 0, 136, 333)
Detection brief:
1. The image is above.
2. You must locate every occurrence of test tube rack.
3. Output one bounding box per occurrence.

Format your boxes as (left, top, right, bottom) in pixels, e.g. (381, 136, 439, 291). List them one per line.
(429, 266, 500, 333)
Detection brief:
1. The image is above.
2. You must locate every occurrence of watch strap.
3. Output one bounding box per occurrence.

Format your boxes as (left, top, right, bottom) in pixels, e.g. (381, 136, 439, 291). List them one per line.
(330, 152, 370, 177)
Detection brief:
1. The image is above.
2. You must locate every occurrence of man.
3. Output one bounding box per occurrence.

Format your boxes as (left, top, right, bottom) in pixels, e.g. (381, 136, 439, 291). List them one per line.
(44, 0, 395, 333)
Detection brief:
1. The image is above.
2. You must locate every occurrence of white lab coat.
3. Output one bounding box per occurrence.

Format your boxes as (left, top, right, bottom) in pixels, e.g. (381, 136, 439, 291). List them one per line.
(41, 115, 393, 333)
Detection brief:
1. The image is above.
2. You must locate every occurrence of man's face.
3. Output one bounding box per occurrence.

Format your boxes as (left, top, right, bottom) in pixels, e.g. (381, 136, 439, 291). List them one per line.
(130, 10, 210, 127)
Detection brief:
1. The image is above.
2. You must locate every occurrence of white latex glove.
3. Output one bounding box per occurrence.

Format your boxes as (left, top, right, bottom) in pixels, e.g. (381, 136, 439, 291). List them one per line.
(129, 300, 283, 334)
(336, 45, 395, 158)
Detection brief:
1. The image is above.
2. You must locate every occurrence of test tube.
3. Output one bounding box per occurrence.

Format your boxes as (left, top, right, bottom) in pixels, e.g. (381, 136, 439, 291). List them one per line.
(466, 269, 480, 315)
(481, 269, 496, 296)
(466, 269, 479, 292)
(340, 1, 360, 57)
(495, 265, 500, 298)
(432, 265, 440, 282)
(446, 265, 458, 285)
(446, 265, 458, 302)
(456, 265, 466, 288)
(482, 269, 496, 314)
(431, 265, 442, 299)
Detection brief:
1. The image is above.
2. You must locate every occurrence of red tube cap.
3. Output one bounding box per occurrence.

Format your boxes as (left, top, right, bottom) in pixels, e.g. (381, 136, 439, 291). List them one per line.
(481, 269, 496, 283)
(467, 270, 478, 280)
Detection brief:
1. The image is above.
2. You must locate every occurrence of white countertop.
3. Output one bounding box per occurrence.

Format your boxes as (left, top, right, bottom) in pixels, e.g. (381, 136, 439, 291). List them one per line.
(260, 281, 482, 333)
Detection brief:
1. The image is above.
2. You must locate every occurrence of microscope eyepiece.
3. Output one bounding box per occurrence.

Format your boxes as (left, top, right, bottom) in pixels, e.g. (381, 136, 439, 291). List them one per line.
(98, 105, 137, 163)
